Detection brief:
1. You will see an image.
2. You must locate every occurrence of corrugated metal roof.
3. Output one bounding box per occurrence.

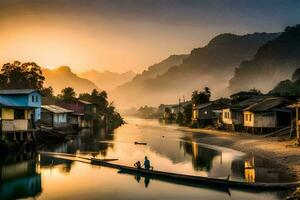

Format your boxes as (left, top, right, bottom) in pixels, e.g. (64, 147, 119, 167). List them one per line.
(0, 89, 39, 95)
(194, 102, 212, 109)
(243, 97, 291, 112)
(0, 96, 30, 107)
(42, 105, 73, 113)
(78, 100, 92, 105)
(231, 96, 267, 110)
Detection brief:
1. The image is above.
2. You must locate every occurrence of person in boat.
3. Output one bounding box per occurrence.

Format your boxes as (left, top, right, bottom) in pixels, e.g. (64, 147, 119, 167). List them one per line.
(134, 160, 142, 169)
(143, 156, 151, 170)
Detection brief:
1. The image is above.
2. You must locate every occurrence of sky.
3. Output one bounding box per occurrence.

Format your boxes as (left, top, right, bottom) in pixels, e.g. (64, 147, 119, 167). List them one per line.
(0, 0, 299, 73)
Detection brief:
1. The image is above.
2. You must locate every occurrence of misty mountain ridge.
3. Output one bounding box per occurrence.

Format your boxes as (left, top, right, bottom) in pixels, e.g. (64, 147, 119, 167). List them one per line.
(132, 54, 188, 82)
(269, 68, 300, 96)
(43, 66, 99, 94)
(79, 69, 136, 91)
(229, 24, 300, 93)
(112, 32, 279, 108)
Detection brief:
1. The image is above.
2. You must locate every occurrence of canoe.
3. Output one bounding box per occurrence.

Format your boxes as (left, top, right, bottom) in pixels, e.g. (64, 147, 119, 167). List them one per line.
(91, 158, 300, 190)
(134, 141, 147, 145)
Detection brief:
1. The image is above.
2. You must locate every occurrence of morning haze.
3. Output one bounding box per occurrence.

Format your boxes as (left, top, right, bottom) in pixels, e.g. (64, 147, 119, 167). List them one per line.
(2, 1, 300, 200)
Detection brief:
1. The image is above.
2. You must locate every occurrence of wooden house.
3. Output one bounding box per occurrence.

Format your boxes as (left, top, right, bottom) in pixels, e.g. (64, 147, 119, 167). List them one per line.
(41, 105, 73, 128)
(191, 102, 223, 127)
(221, 96, 265, 131)
(0, 89, 42, 132)
(243, 97, 292, 133)
(57, 99, 97, 128)
(171, 101, 191, 115)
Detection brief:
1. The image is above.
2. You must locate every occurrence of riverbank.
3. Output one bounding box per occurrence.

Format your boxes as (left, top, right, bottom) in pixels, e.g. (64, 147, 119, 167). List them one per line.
(179, 127, 300, 180)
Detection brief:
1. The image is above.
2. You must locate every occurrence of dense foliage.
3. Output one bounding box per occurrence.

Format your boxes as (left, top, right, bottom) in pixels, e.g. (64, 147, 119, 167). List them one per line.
(0, 61, 44, 89)
(191, 87, 211, 104)
(58, 87, 77, 101)
(79, 89, 124, 129)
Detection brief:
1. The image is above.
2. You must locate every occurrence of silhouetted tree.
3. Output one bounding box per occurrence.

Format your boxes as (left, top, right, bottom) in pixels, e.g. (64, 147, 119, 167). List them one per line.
(0, 61, 44, 89)
(191, 87, 211, 104)
(59, 87, 76, 101)
(41, 86, 57, 104)
(79, 89, 124, 128)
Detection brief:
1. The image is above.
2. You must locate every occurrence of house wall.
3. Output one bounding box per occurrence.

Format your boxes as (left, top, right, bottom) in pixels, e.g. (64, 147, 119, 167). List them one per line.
(253, 112, 276, 128)
(41, 111, 53, 126)
(222, 108, 232, 125)
(2, 119, 28, 131)
(1, 108, 31, 120)
(232, 111, 244, 125)
(2, 108, 14, 120)
(244, 111, 254, 127)
(53, 113, 68, 127)
(28, 92, 41, 121)
(198, 108, 214, 120)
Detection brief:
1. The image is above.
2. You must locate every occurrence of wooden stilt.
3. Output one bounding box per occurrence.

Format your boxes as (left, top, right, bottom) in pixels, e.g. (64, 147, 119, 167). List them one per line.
(290, 111, 293, 139)
(296, 107, 300, 144)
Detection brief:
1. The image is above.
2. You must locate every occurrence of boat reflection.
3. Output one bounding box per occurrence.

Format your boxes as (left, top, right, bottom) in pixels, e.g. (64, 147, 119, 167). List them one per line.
(0, 153, 42, 200)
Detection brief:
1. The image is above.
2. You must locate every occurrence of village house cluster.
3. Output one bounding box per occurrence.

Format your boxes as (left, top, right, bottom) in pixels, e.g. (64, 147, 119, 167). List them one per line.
(0, 89, 99, 141)
(160, 91, 300, 137)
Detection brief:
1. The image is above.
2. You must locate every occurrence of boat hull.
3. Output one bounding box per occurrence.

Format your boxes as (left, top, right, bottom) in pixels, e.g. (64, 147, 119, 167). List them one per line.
(91, 158, 300, 190)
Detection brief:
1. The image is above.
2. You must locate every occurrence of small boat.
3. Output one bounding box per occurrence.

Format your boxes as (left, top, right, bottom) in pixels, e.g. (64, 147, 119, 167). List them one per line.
(134, 141, 147, 145)
(91, 158, 300, 190)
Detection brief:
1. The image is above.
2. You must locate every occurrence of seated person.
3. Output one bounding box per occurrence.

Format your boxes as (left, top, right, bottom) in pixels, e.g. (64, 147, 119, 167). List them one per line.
(144, 156, 152, 170)
(134, 160, 142, 169)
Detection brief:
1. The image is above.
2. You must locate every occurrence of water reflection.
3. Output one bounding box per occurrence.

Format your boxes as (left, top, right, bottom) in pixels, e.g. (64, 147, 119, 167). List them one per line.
(180, 141, 219, 171)
(244, 156, 255, 183)
(0, 117, 296, 200)
(0, 153, 42, 200)
(132, 173, 151, 188)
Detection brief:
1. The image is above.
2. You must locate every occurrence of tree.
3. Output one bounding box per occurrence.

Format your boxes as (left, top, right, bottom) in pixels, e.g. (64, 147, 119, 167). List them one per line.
(41, 86, 54, 97)
(41, 86, 58, 105)
(78, 89, 124, 128)
(0, 61, 44, 89)
(191, 87, 211, 104)
(164, 107, 171, 114)
(59, 87, 76, 101)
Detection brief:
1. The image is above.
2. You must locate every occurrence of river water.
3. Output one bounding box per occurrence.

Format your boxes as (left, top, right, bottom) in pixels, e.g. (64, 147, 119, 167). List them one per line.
(0, 117, 296, 200)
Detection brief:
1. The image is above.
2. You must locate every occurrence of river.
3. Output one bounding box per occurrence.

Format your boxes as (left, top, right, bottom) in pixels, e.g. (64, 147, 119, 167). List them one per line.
(0, 117, 296, 200)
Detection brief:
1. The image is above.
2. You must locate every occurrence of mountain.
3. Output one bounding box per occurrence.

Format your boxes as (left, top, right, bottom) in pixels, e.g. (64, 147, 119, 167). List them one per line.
(43, 66, 99, 94)
(229, 25, 300, 93)
(269, 68, 300, 96)
(132, 54, 188, 82)
(78, 70, 136, 91)
(112, 32, 278, 108)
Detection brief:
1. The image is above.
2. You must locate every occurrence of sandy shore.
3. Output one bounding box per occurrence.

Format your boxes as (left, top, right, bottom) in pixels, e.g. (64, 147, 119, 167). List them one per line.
(178, 126, 300, 179)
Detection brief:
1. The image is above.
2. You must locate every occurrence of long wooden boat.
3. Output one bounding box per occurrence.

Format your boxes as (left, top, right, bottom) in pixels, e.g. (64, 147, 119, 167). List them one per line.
(91, 158, 300, 190)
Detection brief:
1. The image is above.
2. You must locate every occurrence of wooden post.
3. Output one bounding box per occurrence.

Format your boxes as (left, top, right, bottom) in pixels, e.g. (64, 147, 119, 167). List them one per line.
(297, 107, 300, 144)
(290, 111, 293, 139)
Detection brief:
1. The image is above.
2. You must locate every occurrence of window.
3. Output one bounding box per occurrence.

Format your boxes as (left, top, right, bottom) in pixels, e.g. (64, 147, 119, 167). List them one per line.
(224, 111, 230, 119)
(14, 109, 25, 119)
(32, 95, 34, 102)
(35, 95, 38, 102)
(249, 114, 252, 122)
(245, 114, 248, 121)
